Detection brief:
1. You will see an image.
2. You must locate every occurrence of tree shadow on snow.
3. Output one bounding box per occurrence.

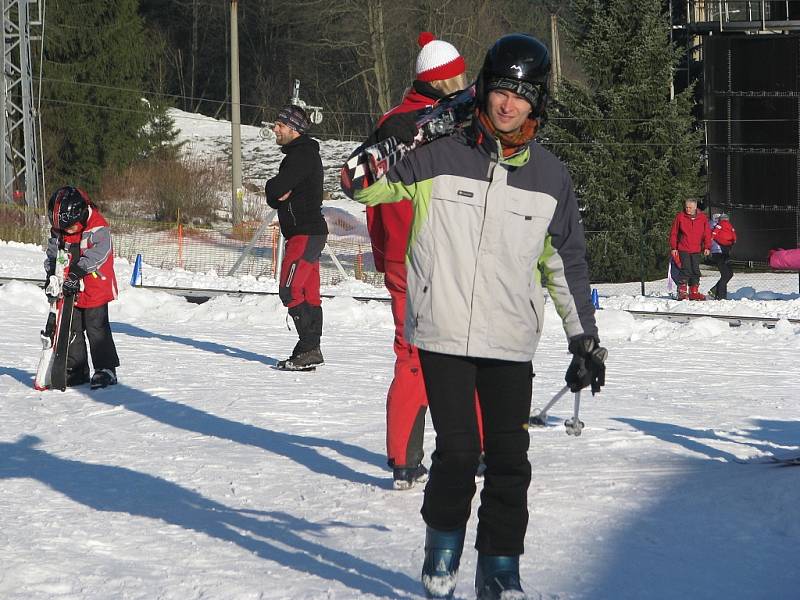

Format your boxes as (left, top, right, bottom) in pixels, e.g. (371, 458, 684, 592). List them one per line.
(112, 322, 279, 366)
(0, 435, 417, 598)
(569, 417, 800, 599)
(86, 380, 389, 488)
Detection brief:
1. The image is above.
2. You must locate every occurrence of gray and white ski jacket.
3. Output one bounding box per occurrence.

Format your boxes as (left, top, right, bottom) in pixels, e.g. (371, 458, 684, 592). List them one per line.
(353, 120, 598, 362)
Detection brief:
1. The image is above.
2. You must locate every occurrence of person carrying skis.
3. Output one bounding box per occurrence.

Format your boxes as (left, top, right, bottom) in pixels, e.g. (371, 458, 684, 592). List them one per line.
(366, 32, 485, 490)
(708, 213, 737, 300)
(343, 33, 606, 600)
(266, 104, 328, 370)
(45, 186, 120, 389)
(669, 197, 712, 300)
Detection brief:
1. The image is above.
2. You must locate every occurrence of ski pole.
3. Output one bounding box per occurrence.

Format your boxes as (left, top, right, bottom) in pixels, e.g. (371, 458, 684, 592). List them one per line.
(529, 385, 569, 427)
(564, 391, 584, 436)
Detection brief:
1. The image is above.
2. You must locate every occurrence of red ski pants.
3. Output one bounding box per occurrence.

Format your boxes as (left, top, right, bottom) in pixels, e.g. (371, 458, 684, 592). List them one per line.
(279, 234, 326, 308)
(384, 261, 483, 468)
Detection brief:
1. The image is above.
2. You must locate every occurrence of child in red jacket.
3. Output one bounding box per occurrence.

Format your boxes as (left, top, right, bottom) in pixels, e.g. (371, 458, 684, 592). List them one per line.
(45, 186, 120, 388)
(708, 213, 737, 300)
(669, 197, 712, 300)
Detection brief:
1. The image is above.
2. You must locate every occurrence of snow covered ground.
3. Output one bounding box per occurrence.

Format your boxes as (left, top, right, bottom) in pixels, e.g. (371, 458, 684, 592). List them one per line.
(1, 239, 799, 600)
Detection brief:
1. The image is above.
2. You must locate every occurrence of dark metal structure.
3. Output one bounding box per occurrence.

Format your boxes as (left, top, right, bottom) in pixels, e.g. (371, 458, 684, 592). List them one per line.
(672, 1, 800, 261)
(1, 0, 43, 207)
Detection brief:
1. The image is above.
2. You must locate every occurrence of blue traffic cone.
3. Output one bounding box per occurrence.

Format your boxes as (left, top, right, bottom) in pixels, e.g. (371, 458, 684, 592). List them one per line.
(130, 254, 143, 287)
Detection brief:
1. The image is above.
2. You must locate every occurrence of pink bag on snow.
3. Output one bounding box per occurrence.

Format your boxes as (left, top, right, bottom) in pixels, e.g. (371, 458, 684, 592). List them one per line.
(768, 248, 800, 270)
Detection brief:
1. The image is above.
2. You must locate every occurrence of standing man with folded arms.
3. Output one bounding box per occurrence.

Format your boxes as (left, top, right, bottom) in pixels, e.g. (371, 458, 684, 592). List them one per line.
(267, 105, 328, 370)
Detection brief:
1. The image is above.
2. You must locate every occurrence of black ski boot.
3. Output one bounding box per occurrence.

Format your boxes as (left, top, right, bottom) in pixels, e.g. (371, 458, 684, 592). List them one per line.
(421, 526, 466, 599)
(475, 554, 527, 600)
(91, 368, 117, 389)
(66, 366, 90, 387)
(279, 347, 324, 370)
(279, 304, 324, 370)
(392, 463, 428, 490)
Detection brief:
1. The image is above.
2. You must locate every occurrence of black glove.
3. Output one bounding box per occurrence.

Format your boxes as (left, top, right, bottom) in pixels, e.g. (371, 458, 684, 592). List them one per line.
(61, 272, 81, 297)
(376, 112, 418, 144)
(565, 335, 607, 395)
(61, 265, 87, 297)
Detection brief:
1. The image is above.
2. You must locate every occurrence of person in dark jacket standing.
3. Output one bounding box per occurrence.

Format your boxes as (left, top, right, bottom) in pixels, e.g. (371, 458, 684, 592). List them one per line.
(45, 186, 120, 389)
(266, 105, 328, 370)
(344, 34, 607, 600)
(708, 213, 737, 300)
(669, 197, 712, 301)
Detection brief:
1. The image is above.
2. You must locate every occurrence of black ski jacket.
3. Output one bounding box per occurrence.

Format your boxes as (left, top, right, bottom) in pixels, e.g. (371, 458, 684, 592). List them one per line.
(265, 134, 328, 239)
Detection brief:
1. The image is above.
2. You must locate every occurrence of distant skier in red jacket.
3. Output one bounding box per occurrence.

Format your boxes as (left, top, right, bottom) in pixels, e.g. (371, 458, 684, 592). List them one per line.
(45, 186, 120, 388)
(669, 198, 712, 300)
(708, 213, 737, 300)
(366, 32, 484, 489)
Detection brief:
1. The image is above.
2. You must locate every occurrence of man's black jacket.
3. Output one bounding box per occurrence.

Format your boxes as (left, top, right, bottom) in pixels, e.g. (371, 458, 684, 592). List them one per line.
(265, 134, 328, 238)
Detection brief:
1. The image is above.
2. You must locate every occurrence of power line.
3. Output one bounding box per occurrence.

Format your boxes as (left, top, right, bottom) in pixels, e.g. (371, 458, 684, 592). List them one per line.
(42, 78, 800, 125)
(39, 76, 382, 118)
(40, 95, 800, 147)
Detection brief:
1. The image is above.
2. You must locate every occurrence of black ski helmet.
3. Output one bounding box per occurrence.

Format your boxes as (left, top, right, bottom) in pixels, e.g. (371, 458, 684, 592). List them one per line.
(48, 186, 90, 229)
(477, 33, 551, 118)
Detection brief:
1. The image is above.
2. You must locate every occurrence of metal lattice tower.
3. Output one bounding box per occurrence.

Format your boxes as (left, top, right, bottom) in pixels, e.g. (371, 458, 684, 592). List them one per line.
(1, 0, 43, 207)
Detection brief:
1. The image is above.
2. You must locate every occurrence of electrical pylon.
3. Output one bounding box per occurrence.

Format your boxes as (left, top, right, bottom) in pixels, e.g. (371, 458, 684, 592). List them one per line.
(1, 0, 43, 207)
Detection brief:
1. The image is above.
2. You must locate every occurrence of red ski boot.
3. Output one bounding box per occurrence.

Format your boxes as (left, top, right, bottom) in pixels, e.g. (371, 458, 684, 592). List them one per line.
(677, 283, 689, 300)
(689, 285, 706, 301)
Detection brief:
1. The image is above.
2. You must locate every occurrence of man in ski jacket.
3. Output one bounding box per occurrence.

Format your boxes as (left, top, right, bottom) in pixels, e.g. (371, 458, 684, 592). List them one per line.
(365, 32, 485, 490)
(45, 186, 119, 388)
(708, 213, 737, 300)
(343, 33, 606, 600)
(669, 197, 712, 300)
(266, 104, 328, 370)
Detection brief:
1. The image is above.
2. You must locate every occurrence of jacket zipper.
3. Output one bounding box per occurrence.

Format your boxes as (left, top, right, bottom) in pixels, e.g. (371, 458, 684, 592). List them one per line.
(465, 151, 500, 353)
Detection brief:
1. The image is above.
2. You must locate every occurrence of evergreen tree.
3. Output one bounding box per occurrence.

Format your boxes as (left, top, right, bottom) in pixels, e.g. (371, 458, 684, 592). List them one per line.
(140, 102, 185, 162)
(40, 0, 157, 192)
(544, 0, 704, 283)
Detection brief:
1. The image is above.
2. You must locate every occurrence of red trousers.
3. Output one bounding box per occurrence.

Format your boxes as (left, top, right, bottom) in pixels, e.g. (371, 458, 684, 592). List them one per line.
(279, 234, 325, 308)
(384, 261, 483, 468)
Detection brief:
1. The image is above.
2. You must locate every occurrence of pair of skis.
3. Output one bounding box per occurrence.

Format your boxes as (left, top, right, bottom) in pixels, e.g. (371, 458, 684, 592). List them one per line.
(34, 247, 77, 392)
(341, 86, 476, 194)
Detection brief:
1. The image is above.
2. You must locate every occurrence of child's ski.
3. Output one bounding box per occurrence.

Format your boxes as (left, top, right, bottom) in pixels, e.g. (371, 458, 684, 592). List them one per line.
(49, 293, 76, 392)
(33, 248, 68, 390)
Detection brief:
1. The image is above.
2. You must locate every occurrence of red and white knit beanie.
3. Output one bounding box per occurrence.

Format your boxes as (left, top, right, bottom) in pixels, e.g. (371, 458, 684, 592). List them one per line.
(415, 32, 466, 82)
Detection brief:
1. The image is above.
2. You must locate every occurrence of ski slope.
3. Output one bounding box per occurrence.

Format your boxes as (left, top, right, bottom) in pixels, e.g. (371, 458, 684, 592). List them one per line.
(1, 240, 799, 600)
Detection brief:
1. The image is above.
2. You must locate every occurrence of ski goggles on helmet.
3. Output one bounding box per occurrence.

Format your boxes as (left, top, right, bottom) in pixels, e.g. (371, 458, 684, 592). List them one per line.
(486, 76, 544, 110)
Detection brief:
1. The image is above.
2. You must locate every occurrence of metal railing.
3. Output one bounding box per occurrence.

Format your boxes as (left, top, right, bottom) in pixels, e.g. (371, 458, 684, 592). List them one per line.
(684, 0, 800, 31)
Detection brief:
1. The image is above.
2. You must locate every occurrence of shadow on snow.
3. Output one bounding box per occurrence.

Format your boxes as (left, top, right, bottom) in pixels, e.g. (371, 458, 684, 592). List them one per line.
(0, 435, 417, 598)
(572, 417, 800, 600)
(1, 365, 387, 489)
(112, 322, 279, 367)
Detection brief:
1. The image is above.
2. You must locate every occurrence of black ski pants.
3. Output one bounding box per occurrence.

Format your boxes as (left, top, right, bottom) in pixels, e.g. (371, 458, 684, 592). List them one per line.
(710, 251, 733, 299)
(418, 349, 532, 556)
(678, 251, 702, 286)
(67, 304, 120, 374)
